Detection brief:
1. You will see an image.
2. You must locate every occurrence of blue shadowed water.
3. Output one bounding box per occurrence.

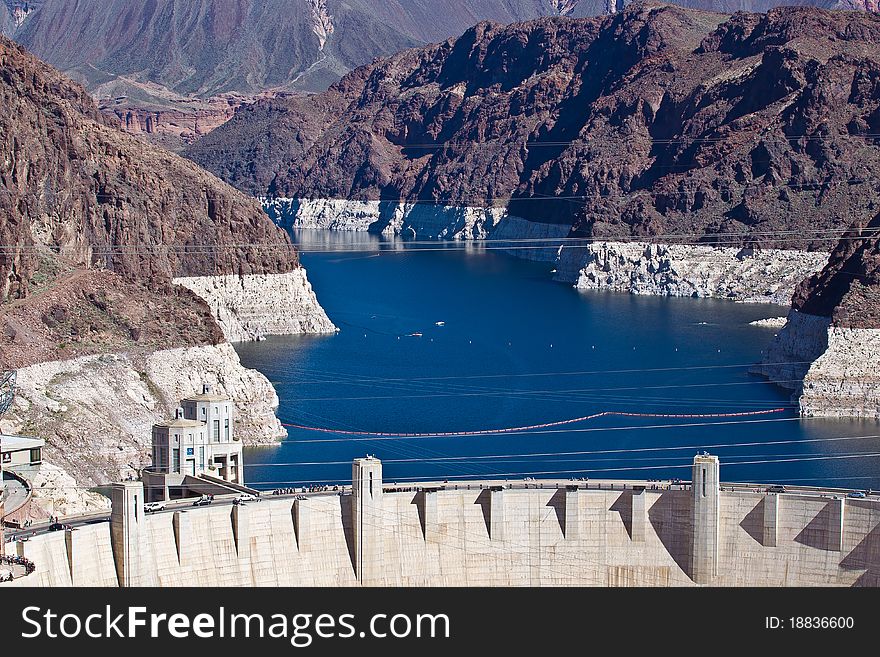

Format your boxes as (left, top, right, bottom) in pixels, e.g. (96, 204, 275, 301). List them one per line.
(236, 230, 880, 491)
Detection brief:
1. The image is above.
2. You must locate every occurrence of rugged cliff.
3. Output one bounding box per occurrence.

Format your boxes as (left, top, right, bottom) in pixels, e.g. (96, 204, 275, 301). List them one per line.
(188, 5, 880, 254)
(0, 34, 298, 297)
(101, 94, 246, 151)
(6, 1, 876, 96)
(5, 1, 877, 149)
(0, 1, 41, 37)
(0, 34, 336, 365)
(755, 213, 880, 418)
(792, 213, 880, 329)
(0, 36, 334, 511)
(0, 344, 286, 493)
(566, 241, 829, 304)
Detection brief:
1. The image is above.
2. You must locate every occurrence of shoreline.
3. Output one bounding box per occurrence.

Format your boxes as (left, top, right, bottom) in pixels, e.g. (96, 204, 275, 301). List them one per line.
(266, 198, 828, 305)
(2, 343, 285, 517)
(2, 268, 336, 516)
(262, 200, 879, 422)
(754, 311, 880, 421)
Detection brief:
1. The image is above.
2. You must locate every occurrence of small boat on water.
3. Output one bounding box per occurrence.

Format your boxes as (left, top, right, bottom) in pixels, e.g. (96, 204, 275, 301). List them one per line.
(435, 321, 445, 326)
(408, 332, 423, 337)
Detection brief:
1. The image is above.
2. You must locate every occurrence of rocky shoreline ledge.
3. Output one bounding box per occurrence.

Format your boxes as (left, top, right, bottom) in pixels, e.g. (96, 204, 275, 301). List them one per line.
(173, 271, 338, 342)
(263, 197, 513, 240)
(0, 343, 285, 517)
(558, 241, 828, 306)
(753, 312, 880, 420)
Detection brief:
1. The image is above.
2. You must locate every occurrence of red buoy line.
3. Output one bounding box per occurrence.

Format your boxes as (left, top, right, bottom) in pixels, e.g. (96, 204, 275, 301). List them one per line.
(282, 407, 788, 438)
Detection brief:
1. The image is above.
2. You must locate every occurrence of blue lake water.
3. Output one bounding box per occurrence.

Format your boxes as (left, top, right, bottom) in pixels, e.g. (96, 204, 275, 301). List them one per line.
(237, 230, 880, 490)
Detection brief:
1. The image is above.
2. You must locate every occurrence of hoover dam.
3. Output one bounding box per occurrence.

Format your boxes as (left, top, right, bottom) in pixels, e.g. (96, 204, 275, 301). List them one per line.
(3, 455, 879, 587)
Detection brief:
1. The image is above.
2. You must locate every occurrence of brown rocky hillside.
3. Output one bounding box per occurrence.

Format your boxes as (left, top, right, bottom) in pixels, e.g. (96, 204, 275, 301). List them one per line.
(186, 4, 880, 252)
(792, 213, 880, 327)
(0, 35, 299, 367)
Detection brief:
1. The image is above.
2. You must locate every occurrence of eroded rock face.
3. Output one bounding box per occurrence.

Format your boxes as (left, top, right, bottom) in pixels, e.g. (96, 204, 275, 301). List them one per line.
(792, 212, 880, 330)
(2, 343, 285, 491)
(25, 464, 110, 519)
(172, 271, 337, 343)
(188, 6, 880, 253)
(800, 326, 880, 418)
(102, 96, 244, 151)
(0, 35, 299, 306)
(264, 199, 383, 232)
(753, 310, 832, 394)
(566, 241, 828, 304)
(0, 271, 225, 370)
(756, 210, 880, 418)
(755, 311, 880, 419)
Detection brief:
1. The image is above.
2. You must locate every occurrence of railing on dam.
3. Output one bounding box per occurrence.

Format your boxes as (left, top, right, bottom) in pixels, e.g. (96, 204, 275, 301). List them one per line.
(381, 479, 691, 494)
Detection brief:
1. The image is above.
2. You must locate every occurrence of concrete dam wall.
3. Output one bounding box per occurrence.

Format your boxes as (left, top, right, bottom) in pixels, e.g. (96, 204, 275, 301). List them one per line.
(4, 456, 880, 587)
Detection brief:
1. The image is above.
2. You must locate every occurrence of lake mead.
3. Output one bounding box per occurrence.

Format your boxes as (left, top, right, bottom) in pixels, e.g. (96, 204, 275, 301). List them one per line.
(237, 230, 880, 490)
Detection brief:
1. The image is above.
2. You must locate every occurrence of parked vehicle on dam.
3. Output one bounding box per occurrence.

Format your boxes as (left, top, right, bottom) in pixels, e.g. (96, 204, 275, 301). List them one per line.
(144, 502, 166, 513)
(192, 495, 213, 507)
(847, 491, 867, 499)
(767, 485, 787, 493)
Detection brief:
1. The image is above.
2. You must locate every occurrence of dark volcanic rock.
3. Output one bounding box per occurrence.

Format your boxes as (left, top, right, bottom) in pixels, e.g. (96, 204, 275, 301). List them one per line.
(0, 271, 226, 369)
(7, 1, 876, 149)
(187, 4, 880, 251)
(0, 34, 299, 303)
(0, 35, 301, 366)
(4, 1, 876, 98)
(792, 213, 880, 328)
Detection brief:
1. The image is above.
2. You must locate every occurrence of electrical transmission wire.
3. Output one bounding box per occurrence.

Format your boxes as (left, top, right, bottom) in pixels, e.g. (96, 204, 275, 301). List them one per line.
(381, 133, 880, 148)
(252, 451, 880, 485)
(3, 224, 879, 255)
(247, 432, 880, 468)
(281, 417, 804, 444)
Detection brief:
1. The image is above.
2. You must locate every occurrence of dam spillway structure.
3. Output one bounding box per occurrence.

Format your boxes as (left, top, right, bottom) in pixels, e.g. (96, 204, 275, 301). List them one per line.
(3, 454, 880, 587)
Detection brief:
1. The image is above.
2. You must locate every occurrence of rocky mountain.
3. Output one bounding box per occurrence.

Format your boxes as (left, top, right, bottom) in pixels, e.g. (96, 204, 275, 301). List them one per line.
(0, 35, 335, 498)
(792, 213, 880, 328)
(5, 0, 576, 101)
(4, 0, 876, 150)
(0, 34, 306, 368)
(186, 4, 880, 251)
(0, 1, 41, 37)
(7, 0, 874, 98)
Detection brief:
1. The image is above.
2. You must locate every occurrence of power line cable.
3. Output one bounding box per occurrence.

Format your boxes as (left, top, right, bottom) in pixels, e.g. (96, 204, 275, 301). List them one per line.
(247, 432, 880, 467)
